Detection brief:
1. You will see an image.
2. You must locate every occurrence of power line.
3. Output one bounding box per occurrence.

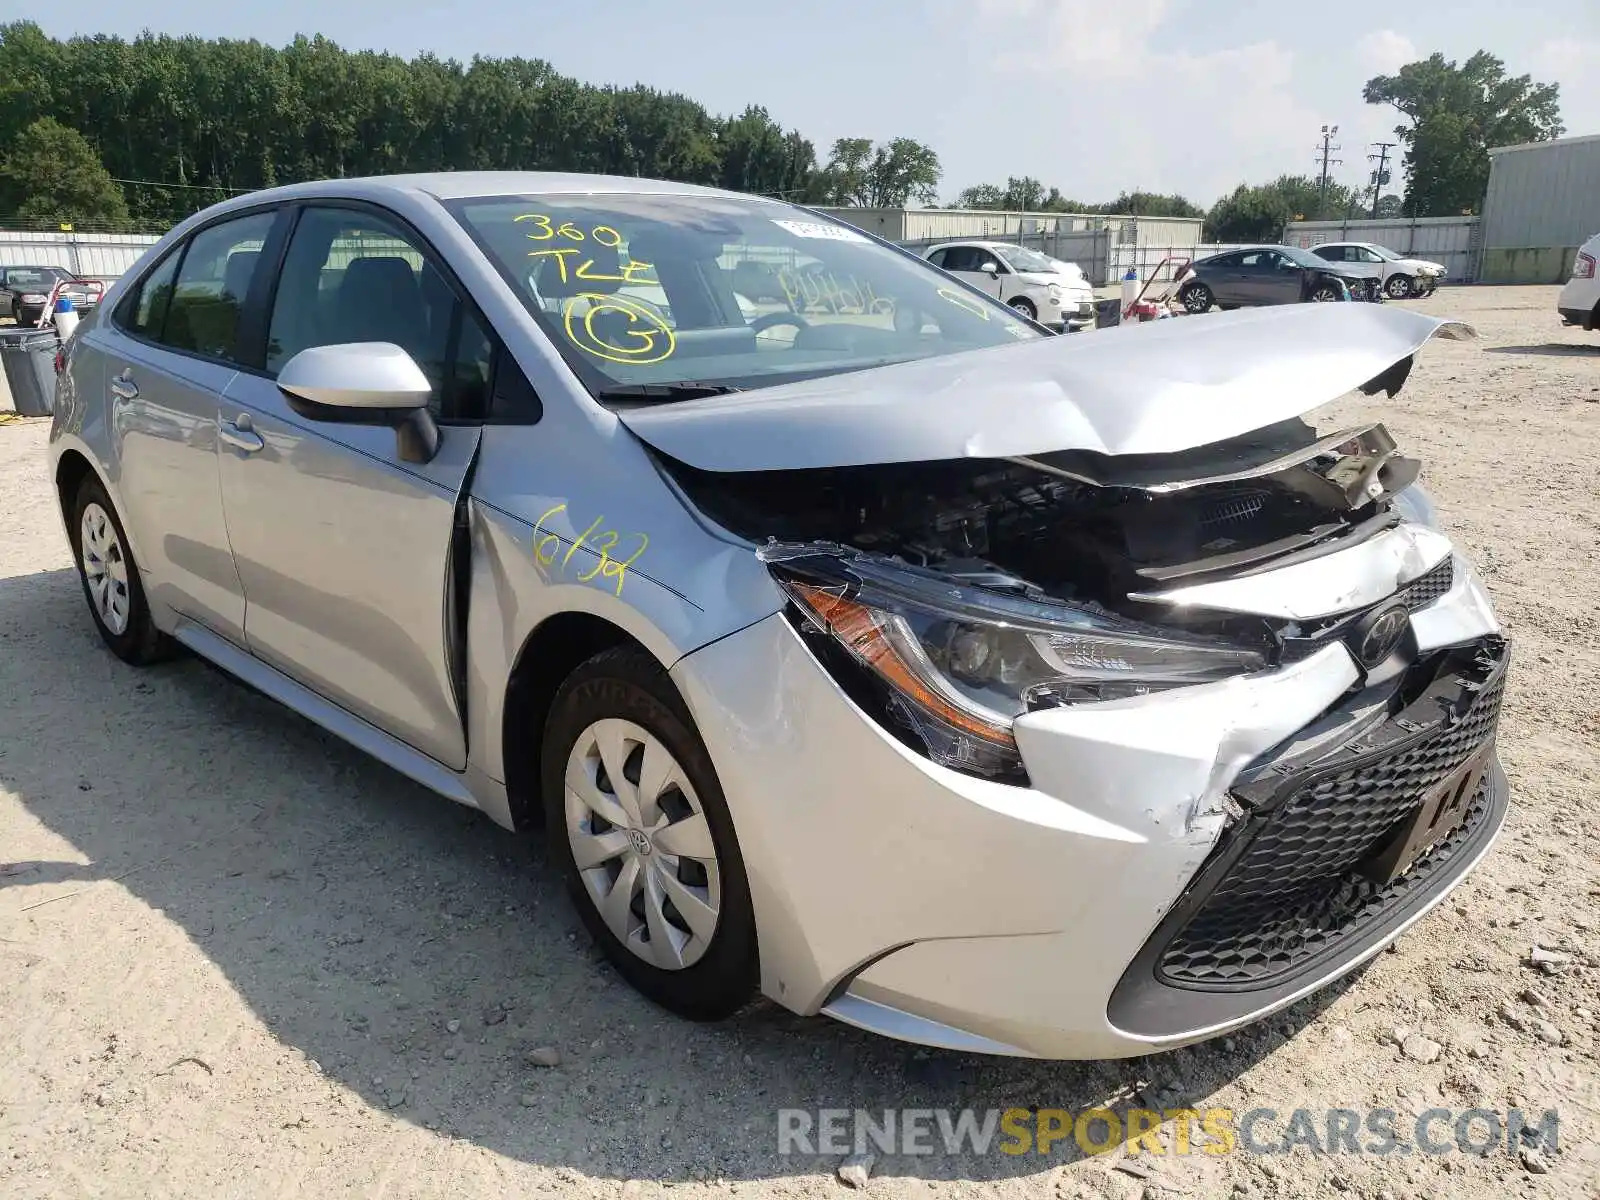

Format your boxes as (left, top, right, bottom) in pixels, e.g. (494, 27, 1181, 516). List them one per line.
(1367, 142, 1396, 218)
(1314, 125, 1342, 221)
(107, 176, 256, 194)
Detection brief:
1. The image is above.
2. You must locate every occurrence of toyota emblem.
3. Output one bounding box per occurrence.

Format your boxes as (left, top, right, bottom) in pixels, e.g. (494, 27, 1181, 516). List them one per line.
(1352, 603, 1411, 668)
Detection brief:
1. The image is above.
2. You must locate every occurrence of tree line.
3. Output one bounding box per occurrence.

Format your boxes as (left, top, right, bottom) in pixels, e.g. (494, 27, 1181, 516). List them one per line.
(0, 22, 1566, 241)
(0, 21, 947, 229)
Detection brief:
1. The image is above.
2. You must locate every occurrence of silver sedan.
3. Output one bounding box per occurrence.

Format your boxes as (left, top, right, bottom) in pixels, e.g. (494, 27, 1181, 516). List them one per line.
(49, 173, 1510, 1058)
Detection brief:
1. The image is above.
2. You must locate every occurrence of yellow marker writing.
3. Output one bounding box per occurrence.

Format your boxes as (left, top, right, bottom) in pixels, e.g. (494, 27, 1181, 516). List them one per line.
(561, 293, 676, 365)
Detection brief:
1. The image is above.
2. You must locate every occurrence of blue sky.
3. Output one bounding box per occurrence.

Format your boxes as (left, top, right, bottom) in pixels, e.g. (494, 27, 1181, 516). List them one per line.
(33, 0, 1600, 205)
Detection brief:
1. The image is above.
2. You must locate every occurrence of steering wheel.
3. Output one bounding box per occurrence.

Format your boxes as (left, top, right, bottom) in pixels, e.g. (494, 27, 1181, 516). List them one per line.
(751, 311, 811, 336)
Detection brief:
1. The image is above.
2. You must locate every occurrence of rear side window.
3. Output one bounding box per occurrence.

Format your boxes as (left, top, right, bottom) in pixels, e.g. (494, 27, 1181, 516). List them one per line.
(123, 249, 181, 339)
(160, 212, 276, 362)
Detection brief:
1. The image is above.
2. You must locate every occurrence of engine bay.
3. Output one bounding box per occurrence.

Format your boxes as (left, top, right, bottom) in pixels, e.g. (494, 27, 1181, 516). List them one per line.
(659, 417, 1420, 624)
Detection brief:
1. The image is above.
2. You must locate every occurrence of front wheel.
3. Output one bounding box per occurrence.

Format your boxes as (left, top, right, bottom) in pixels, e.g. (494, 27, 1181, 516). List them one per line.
(1385, 274, 1414, 299)
(1310, 282, 1344, 302)
(1180, 283, 1214, 314)
(541, 646, 757, 1021)
(1008, 297, 1037, 321)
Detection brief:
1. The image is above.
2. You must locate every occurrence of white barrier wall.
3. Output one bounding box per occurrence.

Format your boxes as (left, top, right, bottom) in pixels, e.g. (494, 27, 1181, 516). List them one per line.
(0, 230, 163, 282)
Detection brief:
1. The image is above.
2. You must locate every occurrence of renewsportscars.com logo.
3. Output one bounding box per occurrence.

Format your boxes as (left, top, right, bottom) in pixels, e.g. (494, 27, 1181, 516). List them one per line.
(777, 1106, 1561, 1159)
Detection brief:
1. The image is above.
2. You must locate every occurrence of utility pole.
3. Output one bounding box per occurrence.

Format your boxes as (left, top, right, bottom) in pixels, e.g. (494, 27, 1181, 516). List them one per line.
(1367, 141, 1396, 219)
(1315, 125, 1342, 220)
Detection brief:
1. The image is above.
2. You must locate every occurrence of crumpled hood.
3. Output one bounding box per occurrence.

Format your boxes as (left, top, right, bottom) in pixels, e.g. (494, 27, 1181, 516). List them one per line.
(619, 304, 1472, 473)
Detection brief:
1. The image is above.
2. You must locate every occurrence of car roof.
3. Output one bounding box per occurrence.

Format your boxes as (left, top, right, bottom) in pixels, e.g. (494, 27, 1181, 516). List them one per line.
(927, 240, 1010, 251)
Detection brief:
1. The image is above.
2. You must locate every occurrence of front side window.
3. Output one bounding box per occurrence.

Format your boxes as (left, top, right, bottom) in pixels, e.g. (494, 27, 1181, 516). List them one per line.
(266, 206, 493, 418)
(449, 195, 1038, 401)
(161, 212, 276, 362)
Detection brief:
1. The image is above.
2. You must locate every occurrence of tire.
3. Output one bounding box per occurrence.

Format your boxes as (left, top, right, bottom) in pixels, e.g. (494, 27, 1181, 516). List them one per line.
(1180, 283, 1213, 314)
(1008, 297, 1037, 321)
(541, 645, 757, 1021)
(1310, 282, 1343, 302)
(1385, 274, 1413, 300)
(69, 475, 173, 664)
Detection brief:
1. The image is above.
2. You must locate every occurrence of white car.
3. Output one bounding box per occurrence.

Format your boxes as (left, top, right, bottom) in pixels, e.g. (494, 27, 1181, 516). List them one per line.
(926, 240, 1096, 330)
(1310, 242, 1446, 299)
(1558, 233, 1600, 331)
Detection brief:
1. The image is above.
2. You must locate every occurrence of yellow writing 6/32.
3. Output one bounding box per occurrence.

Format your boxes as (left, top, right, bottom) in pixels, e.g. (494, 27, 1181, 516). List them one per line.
(533, 502, 649, 597)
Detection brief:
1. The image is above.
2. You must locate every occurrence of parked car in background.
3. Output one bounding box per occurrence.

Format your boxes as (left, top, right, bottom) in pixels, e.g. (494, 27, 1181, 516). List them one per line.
(0, 265, 104, 326)
(1178, 245, 1368, 313)
(1310, 242, 1446, 299)
(925, 240, 1095, 330)
(1557, 233, 1600, 331)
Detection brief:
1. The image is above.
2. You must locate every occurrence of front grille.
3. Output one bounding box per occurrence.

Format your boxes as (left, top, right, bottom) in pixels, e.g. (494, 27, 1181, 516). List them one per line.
(1156, 641, 1505, 990)
(1400, 557, 1454, 610)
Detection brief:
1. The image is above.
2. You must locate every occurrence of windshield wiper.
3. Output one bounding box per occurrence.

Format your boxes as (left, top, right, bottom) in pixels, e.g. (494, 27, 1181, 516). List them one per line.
(594, 382, 744, 402)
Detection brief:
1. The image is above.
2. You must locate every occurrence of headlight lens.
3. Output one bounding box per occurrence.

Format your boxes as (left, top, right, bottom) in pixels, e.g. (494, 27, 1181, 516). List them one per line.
(21, 293, 47, 304)
(1047, 283, 1062, 300)
(766, 549, 1267, 780)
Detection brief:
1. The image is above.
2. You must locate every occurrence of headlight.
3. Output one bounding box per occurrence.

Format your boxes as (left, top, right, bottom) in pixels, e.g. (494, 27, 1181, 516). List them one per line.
(1392, 484, 1439, 529)
(21, 293, 47, 304)
(1047, 283, 1062, 300)
(764, 549, 1266, 780)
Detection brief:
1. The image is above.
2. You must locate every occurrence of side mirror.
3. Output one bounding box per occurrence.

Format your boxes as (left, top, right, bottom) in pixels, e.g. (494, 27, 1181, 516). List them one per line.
(980, 261, 1001, 276)
(277, 342, 440, 463)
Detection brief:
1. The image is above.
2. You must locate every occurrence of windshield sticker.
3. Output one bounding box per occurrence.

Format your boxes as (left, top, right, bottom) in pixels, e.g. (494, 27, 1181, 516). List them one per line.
(772, 219, 868, 243)
(532, 502, 650, 597)
(936, 287, 991, 321)
(562, 293, 676, 365)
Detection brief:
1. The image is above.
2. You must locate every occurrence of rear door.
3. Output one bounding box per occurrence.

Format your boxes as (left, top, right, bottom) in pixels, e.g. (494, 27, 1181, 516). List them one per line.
(216, 202, 494, 769)
(1204, 252, 1248, 304)
(94, 210, 280, 644)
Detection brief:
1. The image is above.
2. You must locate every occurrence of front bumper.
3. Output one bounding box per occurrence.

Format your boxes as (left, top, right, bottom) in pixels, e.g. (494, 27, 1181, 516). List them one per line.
(670, 548, 1507, 1059)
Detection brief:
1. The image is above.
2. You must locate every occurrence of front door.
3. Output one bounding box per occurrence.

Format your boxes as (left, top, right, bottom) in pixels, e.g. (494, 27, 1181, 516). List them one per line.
(96, 211, 278, 644)
(941, 246, 1006, 300)
(217, 204, 494, 769)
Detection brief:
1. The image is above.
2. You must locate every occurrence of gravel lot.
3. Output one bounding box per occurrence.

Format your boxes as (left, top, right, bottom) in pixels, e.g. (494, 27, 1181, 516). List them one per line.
(1, 286, 1597, 1199)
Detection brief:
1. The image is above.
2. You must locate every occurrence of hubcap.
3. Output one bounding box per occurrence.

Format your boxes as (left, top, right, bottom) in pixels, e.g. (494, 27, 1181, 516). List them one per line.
(1388, 276, 1409, 297)
(79, 502, 131, 636)
(565, 718, 721, 970)
(1187, 288, 1209, 312)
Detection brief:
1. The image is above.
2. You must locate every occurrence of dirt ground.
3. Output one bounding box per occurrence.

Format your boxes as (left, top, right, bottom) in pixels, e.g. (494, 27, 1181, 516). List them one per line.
(1, 286, 1597, 1199)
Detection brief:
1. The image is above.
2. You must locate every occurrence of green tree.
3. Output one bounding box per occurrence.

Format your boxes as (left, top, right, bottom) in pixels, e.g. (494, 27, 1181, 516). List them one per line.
(811, 136, 940, 206)
(0, 116, 129, 225)
(955, 182, 1005, 208)
(1102, 190, 1204, 219)
(1364, 51, 1563, 216)
(1203, 184, 1291, 243)
(1373, 193, 1403, 218)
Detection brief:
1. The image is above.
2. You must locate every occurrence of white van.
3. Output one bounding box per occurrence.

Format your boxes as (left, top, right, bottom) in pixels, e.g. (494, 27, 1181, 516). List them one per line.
(1557, 233, 1600, 331)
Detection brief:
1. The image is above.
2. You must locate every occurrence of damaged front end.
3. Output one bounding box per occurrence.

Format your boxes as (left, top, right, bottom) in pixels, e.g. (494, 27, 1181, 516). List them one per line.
(657, 411, 1444, 781)
(626, 306, 1480, 785)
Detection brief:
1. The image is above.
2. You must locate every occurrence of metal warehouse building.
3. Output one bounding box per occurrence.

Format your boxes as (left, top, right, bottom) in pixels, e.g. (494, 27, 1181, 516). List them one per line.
(1480, 132, 1600, 283)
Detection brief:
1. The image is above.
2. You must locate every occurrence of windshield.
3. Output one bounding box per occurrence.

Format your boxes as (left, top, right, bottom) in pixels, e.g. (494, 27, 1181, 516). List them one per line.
(1364, 244, 1403, 261)
(448, 195, 1040, 399)
(993, 244, 1058, 273)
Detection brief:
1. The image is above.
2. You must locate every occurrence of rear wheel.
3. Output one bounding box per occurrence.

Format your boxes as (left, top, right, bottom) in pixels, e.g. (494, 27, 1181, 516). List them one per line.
(1385, 273, 1413, 299)
(541, 646, 757, 1021)
(1008, 297, 1037, 320)
(1180, 283, 1214, 314)
(69, 476, 172, 664)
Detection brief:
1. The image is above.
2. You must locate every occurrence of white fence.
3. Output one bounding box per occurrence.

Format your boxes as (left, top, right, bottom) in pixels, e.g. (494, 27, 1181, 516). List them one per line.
(0, 230, 162, 282)
(1284, 216, 1480, 283)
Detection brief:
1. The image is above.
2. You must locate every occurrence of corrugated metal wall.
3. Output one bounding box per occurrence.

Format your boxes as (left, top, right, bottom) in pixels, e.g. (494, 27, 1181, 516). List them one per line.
(1284, 217, 1480, 282)
(1482, 135, 1600, 251)
(816, 206, 1203, 249)
(0, 230, 161, 280)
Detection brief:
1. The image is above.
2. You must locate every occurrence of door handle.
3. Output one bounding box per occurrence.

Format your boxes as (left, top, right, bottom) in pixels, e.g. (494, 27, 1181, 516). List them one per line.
(219, 415, 264, 454)
(110, 369, 138, 400)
